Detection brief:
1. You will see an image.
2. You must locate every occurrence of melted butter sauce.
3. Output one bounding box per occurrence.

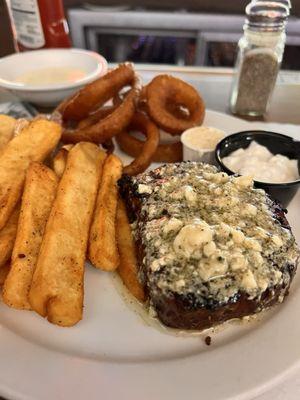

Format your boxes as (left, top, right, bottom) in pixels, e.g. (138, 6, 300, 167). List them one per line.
(111, 272, 260, 339)
(15, 67, 86, 86)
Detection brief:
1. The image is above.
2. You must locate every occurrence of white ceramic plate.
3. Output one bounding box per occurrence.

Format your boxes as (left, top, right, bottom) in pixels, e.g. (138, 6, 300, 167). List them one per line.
(0, 110, 299, 400)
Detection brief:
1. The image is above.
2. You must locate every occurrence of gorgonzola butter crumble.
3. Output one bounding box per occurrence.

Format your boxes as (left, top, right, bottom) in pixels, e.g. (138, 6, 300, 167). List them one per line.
(129, 162, 299, 308)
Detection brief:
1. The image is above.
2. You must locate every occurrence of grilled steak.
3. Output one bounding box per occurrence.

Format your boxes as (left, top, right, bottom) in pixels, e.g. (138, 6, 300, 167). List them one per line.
(119, 162, 299, 330)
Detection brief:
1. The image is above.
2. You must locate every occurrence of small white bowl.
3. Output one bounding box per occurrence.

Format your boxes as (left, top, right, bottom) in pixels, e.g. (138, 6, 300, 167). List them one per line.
(0, 48, 108, 107)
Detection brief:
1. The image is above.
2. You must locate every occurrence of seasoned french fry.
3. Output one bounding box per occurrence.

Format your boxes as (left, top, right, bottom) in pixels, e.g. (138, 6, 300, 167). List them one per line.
(116, 199, 145, 302)
(52, 144, 73, 178)
(0, 262, 11, 286)
(13, 118, 29, 137)
(0, 115, 16, 150)
(3, 163, 58, 310)
(0, 119, 61, 230)
(29, 143, 104, 327)
(0, 205, 19, 269)
(88, 154, 122, 271)
(52, 148, 68, 178)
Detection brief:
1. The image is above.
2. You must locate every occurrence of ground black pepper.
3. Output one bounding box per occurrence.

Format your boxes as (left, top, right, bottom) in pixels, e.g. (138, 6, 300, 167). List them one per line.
(234, 50, 279, 116)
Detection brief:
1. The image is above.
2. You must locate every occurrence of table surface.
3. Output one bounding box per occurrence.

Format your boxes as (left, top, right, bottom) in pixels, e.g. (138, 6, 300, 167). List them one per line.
(0, 66, 300, 400)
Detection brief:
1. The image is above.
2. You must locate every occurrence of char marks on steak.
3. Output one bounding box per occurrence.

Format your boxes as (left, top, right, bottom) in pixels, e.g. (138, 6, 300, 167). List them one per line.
(119, 162, 299, 330)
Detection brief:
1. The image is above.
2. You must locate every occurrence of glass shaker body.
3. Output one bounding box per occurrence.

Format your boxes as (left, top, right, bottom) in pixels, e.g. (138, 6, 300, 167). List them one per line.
(230, 28, 286, 117)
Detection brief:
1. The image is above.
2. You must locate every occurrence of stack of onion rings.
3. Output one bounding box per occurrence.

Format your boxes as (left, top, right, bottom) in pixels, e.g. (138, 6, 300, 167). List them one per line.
(55, 64, 205, 175)
(56, 63, 141, 144)
(115, 75, 205, 165)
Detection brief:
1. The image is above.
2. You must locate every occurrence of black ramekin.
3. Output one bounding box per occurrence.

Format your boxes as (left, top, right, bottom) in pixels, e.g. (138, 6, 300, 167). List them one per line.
(215, 130, 300, 207)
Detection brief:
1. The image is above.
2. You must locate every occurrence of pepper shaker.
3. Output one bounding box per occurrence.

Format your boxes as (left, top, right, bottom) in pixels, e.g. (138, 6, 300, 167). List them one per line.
(254, 0, 291, 11)
(253, 0, 292, 22)
(230, 1, 289, 117)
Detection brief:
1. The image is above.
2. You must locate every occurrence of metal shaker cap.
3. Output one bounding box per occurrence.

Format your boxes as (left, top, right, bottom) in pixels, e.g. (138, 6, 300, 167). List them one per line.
(253, 0, 291, 12)
(245, 1, 289, 31)
(275, 0, 291, 9)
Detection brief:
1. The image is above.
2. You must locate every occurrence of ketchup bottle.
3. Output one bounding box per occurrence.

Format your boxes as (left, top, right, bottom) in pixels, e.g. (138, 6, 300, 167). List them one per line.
(6, 0, 71, 52)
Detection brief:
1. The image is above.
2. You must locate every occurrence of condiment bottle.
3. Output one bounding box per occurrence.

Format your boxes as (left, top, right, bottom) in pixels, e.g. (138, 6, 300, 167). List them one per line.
(5, 0, 71, 52)
(230, 1, 289, 117)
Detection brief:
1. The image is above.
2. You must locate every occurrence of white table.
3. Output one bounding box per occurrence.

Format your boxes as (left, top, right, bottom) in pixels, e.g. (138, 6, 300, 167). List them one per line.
(0, 66, 300, 400)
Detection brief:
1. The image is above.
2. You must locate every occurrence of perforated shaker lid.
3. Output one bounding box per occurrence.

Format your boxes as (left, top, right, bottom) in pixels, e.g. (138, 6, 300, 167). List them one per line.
(245, 1, 289, 31)
(253, 0, 291, 10)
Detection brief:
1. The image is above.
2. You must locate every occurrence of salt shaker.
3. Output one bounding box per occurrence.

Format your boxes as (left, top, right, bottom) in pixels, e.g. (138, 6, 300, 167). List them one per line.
(230, 1, 289, 117)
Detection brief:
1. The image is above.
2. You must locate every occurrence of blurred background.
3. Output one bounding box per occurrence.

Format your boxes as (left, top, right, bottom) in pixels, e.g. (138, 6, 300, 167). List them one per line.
(1, 0, 300, 69)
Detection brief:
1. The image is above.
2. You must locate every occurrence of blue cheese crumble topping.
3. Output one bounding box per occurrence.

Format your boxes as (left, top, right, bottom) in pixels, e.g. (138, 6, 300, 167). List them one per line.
(130, 163, 299, 306)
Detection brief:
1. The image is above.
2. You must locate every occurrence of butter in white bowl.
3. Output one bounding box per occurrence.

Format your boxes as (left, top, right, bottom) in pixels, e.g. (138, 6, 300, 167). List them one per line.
(181, 126, 225, 164)
(14, 67, 87, 86)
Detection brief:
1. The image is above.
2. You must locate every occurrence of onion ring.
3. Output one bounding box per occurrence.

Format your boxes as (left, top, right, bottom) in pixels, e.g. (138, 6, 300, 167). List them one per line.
(77, 120, 115, 155)
(61, 74, 141, 144)
(60, 63, 136, 121)
(113, 84, 190, 128)
(113, 85, 148, 112)
(77, 106, 116, 129)
(76, 107, 115, 153)
(114, 85, 183, 162)
(116, 130, 182, 163)
(146, 75, 205, 135)
(118, 112, 159, 176)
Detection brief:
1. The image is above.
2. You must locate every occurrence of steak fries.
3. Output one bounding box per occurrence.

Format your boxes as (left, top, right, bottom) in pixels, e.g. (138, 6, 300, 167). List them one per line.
(0, 115, 16, 150)
(0, 263, 11, 286)
(0, 112, 140, 326)
(116, 199, 145, 302)
(3, 163, 58, 310)
(0, 205, 19, 269)
(0, 119, 61, 230)
(88, 154, 122, 271)
(52, 144, 73, 178)
(29, 143, 104, 326)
